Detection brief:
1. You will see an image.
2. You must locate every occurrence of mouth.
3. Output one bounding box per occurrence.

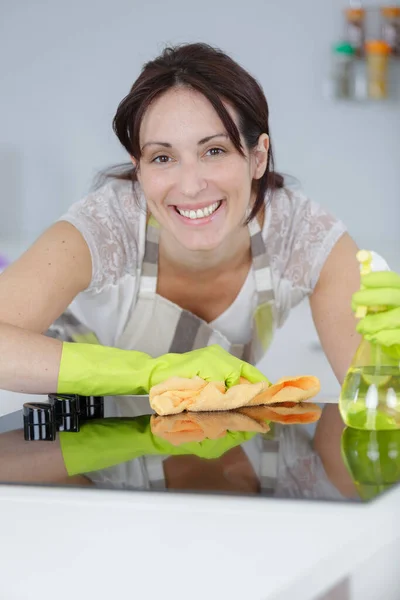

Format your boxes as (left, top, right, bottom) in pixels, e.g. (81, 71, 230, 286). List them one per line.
(172, 200, 223, 222)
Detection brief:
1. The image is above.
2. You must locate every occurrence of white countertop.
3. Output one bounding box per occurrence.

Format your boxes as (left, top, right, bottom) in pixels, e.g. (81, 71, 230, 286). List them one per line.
(0, 479, 398, 600)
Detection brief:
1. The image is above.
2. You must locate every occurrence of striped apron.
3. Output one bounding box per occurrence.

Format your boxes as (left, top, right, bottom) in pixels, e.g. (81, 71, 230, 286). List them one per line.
(116, 214, 275, 360)
(113, 215, 280, 494)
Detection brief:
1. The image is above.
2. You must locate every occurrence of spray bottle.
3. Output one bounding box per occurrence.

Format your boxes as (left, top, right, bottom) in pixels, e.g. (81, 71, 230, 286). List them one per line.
(339, 250, 400, 430)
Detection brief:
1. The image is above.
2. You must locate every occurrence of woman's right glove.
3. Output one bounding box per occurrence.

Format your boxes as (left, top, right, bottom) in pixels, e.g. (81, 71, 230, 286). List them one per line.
(57, 343, 270, 397)
(352, 271, 400, 360)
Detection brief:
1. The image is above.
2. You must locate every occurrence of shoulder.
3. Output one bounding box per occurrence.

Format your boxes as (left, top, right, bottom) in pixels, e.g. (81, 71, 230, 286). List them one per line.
(59, 178, 146, 292)
(263, 178, 347, 291)
(261, 177, 347, 325)
(266, 177, 341, 236)
(64, 178, 144, 230)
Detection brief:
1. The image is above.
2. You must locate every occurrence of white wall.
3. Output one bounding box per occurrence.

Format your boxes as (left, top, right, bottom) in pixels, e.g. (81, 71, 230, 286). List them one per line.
(1, 0, 399, 263)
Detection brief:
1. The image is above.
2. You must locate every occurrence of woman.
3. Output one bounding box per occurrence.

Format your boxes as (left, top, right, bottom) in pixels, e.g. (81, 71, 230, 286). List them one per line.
(0, 43, 398, 401)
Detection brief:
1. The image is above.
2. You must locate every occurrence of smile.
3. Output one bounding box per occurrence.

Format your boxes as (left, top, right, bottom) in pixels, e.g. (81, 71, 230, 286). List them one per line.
(175, 200, 222, 220)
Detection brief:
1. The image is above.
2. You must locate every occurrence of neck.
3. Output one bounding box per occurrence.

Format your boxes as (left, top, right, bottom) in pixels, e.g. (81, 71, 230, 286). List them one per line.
(159, 224, 252, 277)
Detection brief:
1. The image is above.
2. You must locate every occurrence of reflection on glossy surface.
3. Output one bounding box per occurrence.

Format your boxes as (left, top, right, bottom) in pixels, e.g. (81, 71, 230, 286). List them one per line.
(22, 394, 105, 440)
(150, 410, 270, 446)
(1, 396, 399, 502)
(150, 402, 321, 445)
(341, 427, 400, 500)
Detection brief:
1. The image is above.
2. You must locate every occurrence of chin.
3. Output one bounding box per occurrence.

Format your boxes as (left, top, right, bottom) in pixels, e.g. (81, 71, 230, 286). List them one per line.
(174, 229, 227, 252)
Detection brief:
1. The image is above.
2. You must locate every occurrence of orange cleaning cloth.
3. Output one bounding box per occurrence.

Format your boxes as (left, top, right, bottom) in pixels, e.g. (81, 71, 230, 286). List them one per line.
(149, 375, 320, 416)
(242, 375, 321, 406)
(150, 411, 270, 446)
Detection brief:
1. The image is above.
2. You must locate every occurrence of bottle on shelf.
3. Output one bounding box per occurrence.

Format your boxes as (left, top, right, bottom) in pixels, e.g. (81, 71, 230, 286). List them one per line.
(329, 42, 356, 99)
(345, 6, 366, 58)
(339, 250, 400, 431)
(381, 6, 400, 57)
(365, 40, 391, 99)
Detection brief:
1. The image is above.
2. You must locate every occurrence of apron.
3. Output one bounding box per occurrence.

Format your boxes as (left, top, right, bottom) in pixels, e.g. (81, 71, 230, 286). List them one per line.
(113, 214, 279, 494)
(117, 214, 275, 361)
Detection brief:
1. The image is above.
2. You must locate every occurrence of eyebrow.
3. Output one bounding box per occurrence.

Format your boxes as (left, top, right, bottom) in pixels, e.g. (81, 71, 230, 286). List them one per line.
(141, 133, 229, 152)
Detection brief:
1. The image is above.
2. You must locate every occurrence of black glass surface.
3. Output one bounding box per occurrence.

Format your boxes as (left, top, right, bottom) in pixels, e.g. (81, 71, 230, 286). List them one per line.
(1, 394, 400, 503)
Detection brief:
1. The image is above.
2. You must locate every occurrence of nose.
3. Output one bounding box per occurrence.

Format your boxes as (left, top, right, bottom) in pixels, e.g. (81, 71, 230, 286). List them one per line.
(178, 160, 207, 198)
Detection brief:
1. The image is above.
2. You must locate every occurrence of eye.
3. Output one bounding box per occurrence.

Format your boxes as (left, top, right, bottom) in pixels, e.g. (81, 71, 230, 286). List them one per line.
(152, 155, 171, 164)
(206, 147, 225, 157)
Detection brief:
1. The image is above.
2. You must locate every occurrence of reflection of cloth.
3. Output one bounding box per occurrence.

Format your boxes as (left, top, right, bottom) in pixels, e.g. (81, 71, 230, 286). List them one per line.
(57, 178, 346, 351)
(150, 411, 270, 445)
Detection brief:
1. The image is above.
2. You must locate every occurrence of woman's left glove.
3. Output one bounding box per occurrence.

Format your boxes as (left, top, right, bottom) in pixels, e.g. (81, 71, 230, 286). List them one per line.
(352, 271, 400, 359)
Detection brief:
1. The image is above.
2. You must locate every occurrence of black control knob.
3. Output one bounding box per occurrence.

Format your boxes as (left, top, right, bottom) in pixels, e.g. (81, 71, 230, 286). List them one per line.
(48, 394, 81, 432)
(23, 402, 56, 441)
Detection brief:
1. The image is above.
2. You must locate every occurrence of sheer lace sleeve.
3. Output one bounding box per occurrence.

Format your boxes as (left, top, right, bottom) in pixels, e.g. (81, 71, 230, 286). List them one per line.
(264, 186, 347, 325)
(58, 179, 143, 292)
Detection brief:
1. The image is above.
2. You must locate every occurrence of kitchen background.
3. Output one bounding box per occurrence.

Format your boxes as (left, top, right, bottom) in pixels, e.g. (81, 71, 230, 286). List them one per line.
(0, 0, 399, 414)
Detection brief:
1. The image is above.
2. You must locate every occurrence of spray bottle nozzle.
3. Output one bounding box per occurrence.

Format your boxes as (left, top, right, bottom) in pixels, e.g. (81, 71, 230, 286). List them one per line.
(356, 250, 372, 319)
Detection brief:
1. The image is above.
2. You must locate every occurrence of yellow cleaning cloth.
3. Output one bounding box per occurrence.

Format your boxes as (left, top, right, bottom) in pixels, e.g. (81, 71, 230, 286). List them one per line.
(244, 375, 321, 406)
(149, 375, 320, 416)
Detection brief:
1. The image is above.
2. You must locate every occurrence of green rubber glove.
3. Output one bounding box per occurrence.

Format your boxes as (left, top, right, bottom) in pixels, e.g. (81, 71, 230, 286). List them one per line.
(59, 416, 258, 476)
(352, 271, 400, 360)
(57, 343, 270, 397)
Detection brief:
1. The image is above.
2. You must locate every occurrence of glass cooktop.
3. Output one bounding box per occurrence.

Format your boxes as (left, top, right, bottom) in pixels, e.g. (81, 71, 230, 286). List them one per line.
(1, 393, 399, 503)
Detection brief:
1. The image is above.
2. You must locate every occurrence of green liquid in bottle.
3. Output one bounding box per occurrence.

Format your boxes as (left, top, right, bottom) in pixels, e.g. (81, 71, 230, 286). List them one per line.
(339, 366, 400, 430)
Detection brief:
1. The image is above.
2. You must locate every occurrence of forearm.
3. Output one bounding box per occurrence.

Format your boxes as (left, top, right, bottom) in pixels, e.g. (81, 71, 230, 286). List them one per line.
(0, 322, 62, 394)
(0, 322, 153, 397)
(313, 404, 359, 498)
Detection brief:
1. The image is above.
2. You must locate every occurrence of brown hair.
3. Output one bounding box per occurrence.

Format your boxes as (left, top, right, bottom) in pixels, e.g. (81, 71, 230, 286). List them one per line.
(101, 42, 283, 222)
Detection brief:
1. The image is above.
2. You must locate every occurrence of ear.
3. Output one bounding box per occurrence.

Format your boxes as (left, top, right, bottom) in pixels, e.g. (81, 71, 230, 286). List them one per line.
(130, 155, 140, 181)
(252, 134, 269, 180)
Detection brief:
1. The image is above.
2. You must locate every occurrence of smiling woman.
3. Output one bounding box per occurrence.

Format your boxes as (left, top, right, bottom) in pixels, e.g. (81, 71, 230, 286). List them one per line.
(0, 42, 398, 414)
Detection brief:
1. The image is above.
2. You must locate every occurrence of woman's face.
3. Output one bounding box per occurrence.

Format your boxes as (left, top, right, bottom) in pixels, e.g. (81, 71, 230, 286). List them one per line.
(136, 87, 268, 252)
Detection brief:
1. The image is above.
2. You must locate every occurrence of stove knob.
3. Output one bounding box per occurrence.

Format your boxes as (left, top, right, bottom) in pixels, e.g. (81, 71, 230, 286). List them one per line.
(48, 394, 81, 432)
(23, 402, 56, 441)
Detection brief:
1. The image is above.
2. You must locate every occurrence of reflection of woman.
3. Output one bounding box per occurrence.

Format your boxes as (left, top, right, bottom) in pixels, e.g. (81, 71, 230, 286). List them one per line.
(0, 405, 357, 500)
(0, 42, 399, 401)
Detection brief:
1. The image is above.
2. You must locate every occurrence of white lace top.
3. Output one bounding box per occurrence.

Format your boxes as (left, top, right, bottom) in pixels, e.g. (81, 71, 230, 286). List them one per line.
(59, 177, 346, 350)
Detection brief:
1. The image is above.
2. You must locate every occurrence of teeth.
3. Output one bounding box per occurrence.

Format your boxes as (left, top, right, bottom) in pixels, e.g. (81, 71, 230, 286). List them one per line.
(177, 201, 220, 219)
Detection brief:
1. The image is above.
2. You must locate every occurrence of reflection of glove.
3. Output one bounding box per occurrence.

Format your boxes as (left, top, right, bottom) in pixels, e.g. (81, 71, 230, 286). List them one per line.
(58, 343, 270, 397)
(59, 416, 259, 476)
(352, 271, 400, 359)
